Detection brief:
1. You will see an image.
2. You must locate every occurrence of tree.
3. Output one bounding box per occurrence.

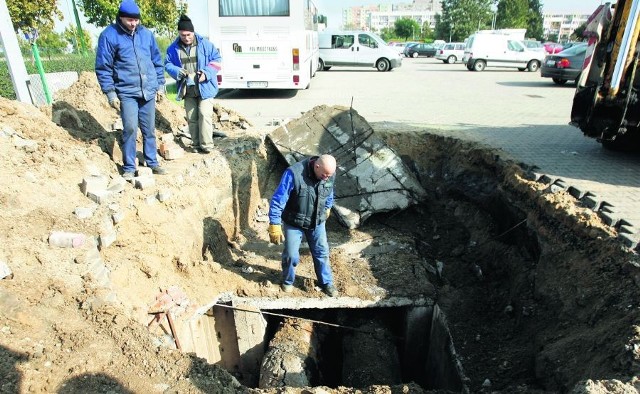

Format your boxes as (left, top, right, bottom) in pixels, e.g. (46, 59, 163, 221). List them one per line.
(36, 27, 68, 59)
(395, 18, 420, 41)
(78, 0, 187, 36)
(436, 0, 493, 42)
(571, 22, 587, 41)
(6, 0, 62, 31)
(526, 0, 544, 40)
(63, 25, 94, 53)
(422, 22, 434, 41)
(496, 0, 528, 29)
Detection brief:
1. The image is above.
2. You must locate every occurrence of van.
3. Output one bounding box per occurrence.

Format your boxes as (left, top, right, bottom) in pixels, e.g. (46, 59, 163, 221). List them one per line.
(318, 30, 402, 72)
(463, 31, 545, 72)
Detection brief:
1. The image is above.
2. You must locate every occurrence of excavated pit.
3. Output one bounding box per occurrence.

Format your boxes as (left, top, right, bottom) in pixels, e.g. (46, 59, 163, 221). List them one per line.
(165, 131, 551, 392)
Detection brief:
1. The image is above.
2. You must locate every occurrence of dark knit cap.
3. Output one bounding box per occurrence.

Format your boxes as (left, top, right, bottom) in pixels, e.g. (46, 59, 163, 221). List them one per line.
(178, 14, 194, 32)
(118, 0, 140, 19)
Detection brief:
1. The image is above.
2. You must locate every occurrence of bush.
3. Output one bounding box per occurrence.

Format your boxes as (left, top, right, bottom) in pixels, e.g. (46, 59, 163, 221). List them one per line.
(0, 53, 96, 100)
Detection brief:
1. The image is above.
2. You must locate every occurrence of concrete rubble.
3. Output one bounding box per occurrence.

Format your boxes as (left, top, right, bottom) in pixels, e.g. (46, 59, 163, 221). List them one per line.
(268, 105, 427, 228)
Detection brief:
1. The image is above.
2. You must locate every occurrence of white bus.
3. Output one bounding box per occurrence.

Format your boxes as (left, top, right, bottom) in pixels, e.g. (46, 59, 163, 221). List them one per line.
(208, 0, 320, 89)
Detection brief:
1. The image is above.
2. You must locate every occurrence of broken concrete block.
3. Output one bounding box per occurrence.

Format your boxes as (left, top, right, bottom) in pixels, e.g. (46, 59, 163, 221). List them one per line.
(219, 112, 230, 122)
(74, 207, 94, 219)
(81, 175, 109, 196)
(107, 177, 127, 194)
(156, 189, 172, 202)
(99, 229, 117, 248)
(49, 232, 86, 248)
(134, 176, 155, 190)
(267, 105, 427, 229)
(0, 261, 13, 279)
(112, 119, 123, 131)
(112, 211, 125, 225)
(87, 189, 114, 205)
(137, 167, 153, 177)
(159, 144, 185, 160)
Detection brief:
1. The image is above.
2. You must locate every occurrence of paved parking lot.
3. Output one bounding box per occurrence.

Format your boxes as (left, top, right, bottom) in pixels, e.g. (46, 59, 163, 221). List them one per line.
(217, 57, 640, 250)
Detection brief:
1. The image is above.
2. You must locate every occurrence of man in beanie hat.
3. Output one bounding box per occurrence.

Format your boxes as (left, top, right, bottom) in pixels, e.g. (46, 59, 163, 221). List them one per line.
(165, 14, 222, 154)
(95, 0, 167, 180)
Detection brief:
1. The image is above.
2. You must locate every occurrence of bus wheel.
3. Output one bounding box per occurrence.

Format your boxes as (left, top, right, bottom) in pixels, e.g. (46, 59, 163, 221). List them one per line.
(317, 59, 325, 72)
(376, 58, 390, 72)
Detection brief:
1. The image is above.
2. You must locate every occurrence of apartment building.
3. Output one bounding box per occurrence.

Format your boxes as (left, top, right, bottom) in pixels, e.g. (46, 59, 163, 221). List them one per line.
(542, 12, 591, 41)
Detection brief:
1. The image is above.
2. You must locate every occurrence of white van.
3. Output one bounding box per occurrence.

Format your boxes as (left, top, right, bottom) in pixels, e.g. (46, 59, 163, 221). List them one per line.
(318, 30, 402, 72)
(463, 31, 545, 72)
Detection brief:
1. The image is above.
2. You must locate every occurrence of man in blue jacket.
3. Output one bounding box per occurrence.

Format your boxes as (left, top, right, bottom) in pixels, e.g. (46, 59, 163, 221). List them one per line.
(268, 154, 338, 297)
(165, 15, 222, 154)
(95, 0, 166, 180)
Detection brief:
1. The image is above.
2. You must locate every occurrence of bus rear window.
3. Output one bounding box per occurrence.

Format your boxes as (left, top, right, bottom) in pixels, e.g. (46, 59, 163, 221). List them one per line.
(219, 0, 290, 16)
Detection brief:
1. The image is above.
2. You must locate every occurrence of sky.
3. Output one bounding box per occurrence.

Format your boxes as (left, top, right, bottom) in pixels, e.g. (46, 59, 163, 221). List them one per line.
(55, 0, 608, 41)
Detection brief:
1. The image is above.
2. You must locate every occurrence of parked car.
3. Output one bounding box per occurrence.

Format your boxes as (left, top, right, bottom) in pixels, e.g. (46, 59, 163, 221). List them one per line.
(435, 42, 465, 63)
(404, 43, 437, 58)
(541, 43, 588, 85)
(543, 42, 564, 54)
(390, 42, 407, 55)
(522, 40, 545, 53)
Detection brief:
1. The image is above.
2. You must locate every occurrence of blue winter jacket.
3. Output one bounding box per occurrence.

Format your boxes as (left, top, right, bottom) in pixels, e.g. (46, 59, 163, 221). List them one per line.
(95, 21, 165, 101)
(165, 33, 222, 101)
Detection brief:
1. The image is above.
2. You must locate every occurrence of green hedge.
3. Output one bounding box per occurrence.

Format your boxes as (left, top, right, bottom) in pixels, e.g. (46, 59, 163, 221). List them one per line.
(0, 54, 96, 100)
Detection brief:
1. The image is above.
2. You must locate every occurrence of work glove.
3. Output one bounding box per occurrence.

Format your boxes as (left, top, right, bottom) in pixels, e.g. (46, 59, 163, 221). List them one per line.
(268, 224, 285, 245)
(197, 70, 206, 82)
(106, 91, 120, 110)
(326, 208, 331, 219)
(156, 85, 165, 103)
(177, 68, 188, 80)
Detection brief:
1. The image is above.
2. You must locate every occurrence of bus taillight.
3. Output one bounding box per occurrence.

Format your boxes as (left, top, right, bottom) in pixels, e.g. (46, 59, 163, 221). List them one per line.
(293, 75, 300, 84)
(217, 75, 222, 85)
(292, 48, 300, 70)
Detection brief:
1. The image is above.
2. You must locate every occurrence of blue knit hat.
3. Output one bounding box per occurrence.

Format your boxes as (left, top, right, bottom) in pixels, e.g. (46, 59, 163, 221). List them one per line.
(118, 0, 140, 19)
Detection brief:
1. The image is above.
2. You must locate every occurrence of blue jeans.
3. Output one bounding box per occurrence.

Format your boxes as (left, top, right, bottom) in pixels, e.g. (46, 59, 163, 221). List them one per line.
(120, 96, 158, 173)
(282, 222, 334, 287)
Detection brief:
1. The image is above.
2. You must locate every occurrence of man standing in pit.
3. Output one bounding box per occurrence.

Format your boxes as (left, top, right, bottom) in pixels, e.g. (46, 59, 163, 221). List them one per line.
(165, 14, 222, 154)
(95, 0, 167, 179)
(268, 154, 338, 297)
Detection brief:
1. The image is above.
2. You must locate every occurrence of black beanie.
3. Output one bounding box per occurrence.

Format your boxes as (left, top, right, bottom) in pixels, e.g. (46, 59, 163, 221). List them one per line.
(178, 15, 194, 32)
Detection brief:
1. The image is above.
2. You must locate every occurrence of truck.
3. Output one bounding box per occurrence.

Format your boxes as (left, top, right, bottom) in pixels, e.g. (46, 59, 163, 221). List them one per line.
(570, 1, 640, 150)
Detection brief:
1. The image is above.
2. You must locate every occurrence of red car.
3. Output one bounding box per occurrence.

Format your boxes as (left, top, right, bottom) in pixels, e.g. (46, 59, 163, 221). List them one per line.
(543, 42, 564, 54)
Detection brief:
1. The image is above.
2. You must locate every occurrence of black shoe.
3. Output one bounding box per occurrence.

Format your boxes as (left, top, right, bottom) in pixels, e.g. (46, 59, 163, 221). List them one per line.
(151, 166, 167, 175)
(198, 147, 211, 154)
(322, 284, 338, 297)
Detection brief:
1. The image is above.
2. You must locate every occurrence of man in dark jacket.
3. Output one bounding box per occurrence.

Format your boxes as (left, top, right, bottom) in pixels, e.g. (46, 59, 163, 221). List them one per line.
(95, 0, 166, 180)
(165, 15, 222, 154)
(268, 154, 338, 297)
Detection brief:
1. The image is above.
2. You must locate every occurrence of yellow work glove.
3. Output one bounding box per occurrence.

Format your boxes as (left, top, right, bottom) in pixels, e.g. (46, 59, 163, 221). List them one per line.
(268, 224, 285, 245)
(326, 208, 331, 219)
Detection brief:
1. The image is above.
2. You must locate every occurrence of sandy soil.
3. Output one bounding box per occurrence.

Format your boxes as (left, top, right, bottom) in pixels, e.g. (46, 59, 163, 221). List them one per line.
(1, 73, 639, 394)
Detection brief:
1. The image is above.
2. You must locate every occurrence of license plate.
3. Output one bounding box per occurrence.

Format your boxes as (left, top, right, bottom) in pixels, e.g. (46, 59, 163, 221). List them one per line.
(247, 81, 268, 88)
(546, 60, 556, 66)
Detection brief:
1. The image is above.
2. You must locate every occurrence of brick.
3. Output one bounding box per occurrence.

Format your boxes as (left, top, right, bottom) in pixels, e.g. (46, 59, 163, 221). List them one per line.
(136, 167, 153, 177)
(81, 175, 109, 196)
(99, 229, 117, 248)
(161, 146, 184, 160)
(87, 189, 114, 205)
(134, 176, 155, 190)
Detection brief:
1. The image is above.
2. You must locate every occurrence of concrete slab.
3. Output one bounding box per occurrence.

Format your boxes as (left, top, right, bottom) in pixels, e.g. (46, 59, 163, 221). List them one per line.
(268, 105, 427, 229)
